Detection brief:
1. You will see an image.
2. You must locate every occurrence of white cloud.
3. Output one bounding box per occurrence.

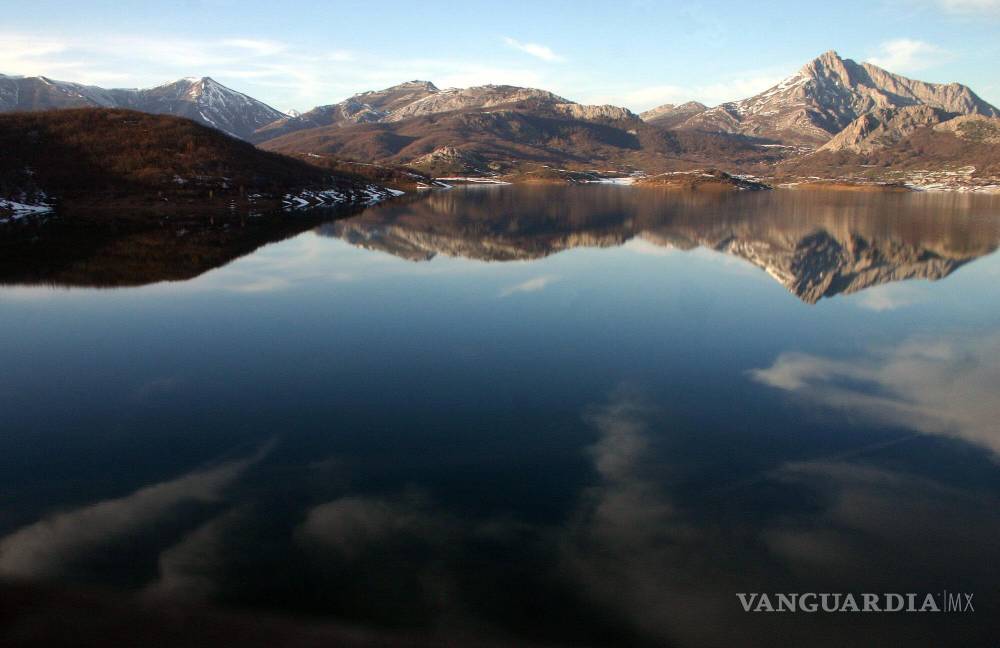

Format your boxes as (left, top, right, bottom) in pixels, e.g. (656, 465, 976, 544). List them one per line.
(854, 283, 925, 311)
(499, 275, 558, 297)
(750, 333, 1000, 458)
(937, 0, 1000, 13)
(0, 30, 552, 112)
(596, 73, 785, 112)
(866, 38, 948, 72)
(0, 442, 271, 579)
(502, 37, 565, 63)
(219, 38, 287, 57)
(623, 237, 677, 257)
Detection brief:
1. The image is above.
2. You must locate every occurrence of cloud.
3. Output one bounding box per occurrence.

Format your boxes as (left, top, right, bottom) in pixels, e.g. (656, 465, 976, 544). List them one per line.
(219, 39, 287, 57)
(502, 37, 565, 63)
(0, 442, 272, 579)
(750, 333, 1000, 457)
(499, 275, 558, 297)
(854, 283, 925, 311)
(624, 237, 677, 257)
(937, 0, 1000, 13)
(298, 495, 446, 560)
(866, 39, 948, 72)
(144, 507, 248, 601)
(0, 30, 546, 112)
(603, 73, 785, 111)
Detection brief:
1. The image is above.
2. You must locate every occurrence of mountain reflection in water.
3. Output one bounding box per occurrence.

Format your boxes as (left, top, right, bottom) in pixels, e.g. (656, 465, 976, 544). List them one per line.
(322, 186, 1000, 303)
(4, 185, 999, 304)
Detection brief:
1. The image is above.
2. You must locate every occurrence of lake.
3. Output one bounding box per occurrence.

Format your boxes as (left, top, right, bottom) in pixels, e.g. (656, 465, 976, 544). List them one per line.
(2, 185, 999, 646)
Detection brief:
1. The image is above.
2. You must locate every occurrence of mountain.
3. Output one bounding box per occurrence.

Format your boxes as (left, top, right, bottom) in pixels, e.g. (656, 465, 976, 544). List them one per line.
(0, 74, 285, 140)
(256, 81, 791, 174)
(251, 82, 636, 142)
(675, 50, 999, 146)
(119, 77, 286, 139)
(640, 101, 708, 128)
(0, 108, 396, 220)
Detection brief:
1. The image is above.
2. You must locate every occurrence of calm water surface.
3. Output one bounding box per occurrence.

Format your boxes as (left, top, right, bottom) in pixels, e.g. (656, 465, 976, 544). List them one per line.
(2, 186, 1000, 646)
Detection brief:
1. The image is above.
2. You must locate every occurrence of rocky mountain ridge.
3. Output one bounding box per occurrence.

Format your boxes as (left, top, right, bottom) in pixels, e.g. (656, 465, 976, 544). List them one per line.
(662, 50, 998, 146)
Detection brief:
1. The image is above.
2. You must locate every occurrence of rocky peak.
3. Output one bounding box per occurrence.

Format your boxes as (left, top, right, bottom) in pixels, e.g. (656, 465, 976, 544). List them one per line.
(819, 104, 951, 153)
(676, 49, 999, 146)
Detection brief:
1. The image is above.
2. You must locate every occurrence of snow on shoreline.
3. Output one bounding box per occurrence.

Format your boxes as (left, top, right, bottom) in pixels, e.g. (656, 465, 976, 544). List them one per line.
(281, 184, 404, 211)
(0, 195, 54, 223)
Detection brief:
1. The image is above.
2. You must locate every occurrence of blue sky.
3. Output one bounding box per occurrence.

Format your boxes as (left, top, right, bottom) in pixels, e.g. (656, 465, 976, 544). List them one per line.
(3, 0, 999, 113)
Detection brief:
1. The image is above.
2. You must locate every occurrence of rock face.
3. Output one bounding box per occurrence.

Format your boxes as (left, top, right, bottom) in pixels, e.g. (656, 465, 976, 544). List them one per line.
(0, 74, 284, 140)
(552, 102, 636, 122)
(677, 50, 998, 146)
(819, 105, 950, 153)
(933, 114, 1000, 144)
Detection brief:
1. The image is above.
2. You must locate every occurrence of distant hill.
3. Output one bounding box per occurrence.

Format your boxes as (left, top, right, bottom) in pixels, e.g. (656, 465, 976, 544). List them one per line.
(256, 83, 789, 175)
(0, 74, 285, 140)
(639, 102, 708, 129)
(0, 108, 395, 220)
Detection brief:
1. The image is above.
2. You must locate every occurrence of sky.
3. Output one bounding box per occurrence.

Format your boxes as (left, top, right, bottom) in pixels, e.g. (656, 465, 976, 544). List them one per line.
(3, 0, 1000, 114)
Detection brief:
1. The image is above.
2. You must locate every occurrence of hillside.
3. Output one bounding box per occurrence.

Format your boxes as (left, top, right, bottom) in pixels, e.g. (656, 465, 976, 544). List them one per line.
(772, 114, 1000, 190)
(0, 108, 396, 221)
(251, 80, 441, 142)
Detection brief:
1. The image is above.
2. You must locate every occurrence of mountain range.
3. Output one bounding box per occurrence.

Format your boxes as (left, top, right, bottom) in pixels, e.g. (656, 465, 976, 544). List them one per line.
(2, 50, 999, 186)
(0, 74, 285, 140)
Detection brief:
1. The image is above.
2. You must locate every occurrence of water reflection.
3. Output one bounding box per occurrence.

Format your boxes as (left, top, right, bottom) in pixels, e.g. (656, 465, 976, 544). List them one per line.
(2, 186, 1000, 645)
(4, 186, 999, 304)
(0, 442, 271, 581)
(323, 187, 1000, 303)
(3, 386, 997, 645)
(752, 332, 1000, 458)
